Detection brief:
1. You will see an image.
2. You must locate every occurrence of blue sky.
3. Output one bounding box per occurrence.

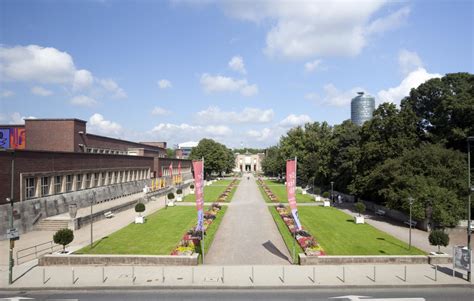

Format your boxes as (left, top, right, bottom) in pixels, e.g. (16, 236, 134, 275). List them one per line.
(0, 0, 473, 148)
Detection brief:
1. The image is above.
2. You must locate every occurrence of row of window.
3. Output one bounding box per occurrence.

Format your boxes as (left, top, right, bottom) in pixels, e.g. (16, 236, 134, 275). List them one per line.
(25, 169, 150, 200)
(161, 167, 191, 177)
(85, 147, 127, 155)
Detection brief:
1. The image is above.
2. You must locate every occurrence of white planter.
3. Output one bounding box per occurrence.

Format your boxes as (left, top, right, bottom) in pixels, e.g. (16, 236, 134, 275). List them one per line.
(302, 190, 307, 195)
(177, 196, 183, 202)
(167, 200, 175, 207)
(323, 201, 330, 207)
(135, 216, 144, 224)
(355, 216, 365, 224)
(315, 196, 321, 202)
(190, 190, 195, 194)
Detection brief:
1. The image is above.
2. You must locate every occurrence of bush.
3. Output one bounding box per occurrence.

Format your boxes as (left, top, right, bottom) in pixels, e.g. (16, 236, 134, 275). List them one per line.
(322, 191, 330, 198)
(53, 228, 74, 252)
(429, 229, 450, 253)
(135, 202, 145, 213)
(190, 184, 195, 189)
(176, 188, 183, 195)
(314, 187, 321, 195)
(355, 202, 366, 216)
(167, 192, 175, 200)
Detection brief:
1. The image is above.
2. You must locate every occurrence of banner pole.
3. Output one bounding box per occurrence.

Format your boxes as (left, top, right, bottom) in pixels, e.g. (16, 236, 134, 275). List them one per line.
(294, 156, 297, 263)
(201, 157, 205, 265)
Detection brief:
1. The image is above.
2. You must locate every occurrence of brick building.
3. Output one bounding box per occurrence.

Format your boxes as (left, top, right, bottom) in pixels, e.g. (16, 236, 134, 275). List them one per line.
(0, 119, 192, 236)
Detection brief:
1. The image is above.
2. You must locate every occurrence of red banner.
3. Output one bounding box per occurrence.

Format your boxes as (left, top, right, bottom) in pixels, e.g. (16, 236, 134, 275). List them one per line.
(192, 160, 204, 230)
(286, 159, 302, 231)
(178, 162, 181, 176)
(169, 162, 173, 178)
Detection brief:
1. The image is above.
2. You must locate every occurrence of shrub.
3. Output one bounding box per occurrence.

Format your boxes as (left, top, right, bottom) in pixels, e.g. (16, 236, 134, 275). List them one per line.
(322, 191, 330, 198)
(355, 202, 366, 216)
(167, 192, 175, 200)
(190, 184, 195, 189)
(53, 228, 74, 252)
(314, 187, 321, 195)
(176, 188, 183, 195)
(135, 202, 145, 213)
(429, 229, 450, 253)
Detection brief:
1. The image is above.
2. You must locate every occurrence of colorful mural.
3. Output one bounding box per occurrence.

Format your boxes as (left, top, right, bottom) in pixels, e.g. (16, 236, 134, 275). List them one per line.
(0, 127, 26, 149)
(0, 128, 10, 149)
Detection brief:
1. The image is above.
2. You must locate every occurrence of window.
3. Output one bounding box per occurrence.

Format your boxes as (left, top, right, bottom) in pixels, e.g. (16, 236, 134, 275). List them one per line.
(85, 173, 92, 188)
(108, 172, 113, 184)
(76, 174, 83, 190)
(54, 176, 62, 194)
(26, 177, 36, 199)
(94, 173, 100, 187)
(41, 177, 50, 196)
(66, 175, 73, 192)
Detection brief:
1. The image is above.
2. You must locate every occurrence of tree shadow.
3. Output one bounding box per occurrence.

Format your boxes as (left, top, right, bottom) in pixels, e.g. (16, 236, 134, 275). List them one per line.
(262, 240, 290, 262)
(376, 237, 407, 251)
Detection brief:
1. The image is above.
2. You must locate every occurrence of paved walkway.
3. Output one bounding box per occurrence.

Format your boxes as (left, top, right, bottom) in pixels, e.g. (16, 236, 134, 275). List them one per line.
(205, 174, 291, 265)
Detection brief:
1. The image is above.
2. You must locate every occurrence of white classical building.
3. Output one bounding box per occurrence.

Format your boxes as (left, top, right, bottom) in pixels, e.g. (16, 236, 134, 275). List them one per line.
(234, 151, 265, 173)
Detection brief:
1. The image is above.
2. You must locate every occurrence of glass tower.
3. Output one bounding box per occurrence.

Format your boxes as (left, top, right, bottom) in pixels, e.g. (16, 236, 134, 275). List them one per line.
(351, 92, 375, 126)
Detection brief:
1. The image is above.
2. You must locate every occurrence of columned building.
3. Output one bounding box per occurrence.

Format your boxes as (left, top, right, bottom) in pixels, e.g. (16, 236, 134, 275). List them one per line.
(234, 151, 264, 173)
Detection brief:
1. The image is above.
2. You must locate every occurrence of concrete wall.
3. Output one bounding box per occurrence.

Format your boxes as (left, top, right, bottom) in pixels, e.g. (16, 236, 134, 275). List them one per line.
(299, 254, 452, 265)
(39, 254, 199, 266)
(0, 180, 148, 240)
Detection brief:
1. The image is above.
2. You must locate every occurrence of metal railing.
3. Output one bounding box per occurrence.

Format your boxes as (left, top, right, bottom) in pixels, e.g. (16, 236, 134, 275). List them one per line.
(16, 241, 62, 265)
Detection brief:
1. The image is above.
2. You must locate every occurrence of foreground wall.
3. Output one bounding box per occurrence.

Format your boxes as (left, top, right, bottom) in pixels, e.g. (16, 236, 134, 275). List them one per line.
(39, 254, 199, 266)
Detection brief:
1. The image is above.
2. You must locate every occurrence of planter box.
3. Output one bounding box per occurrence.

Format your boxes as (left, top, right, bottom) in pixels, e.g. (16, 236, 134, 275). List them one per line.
(190, 190, 195, 194)
(355, 216, 365, 224)
(323, 201, 330, 207)
(176, 196, 183, 202)
(135, 216, 144, 224)
(167, 200, 175, 207)
(315, 196, 321, 202)
(302, 190, 307, 195)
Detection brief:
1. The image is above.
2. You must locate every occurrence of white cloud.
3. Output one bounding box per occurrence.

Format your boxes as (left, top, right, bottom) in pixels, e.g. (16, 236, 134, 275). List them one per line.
(200, 73, 258, 96)
(158, 79, 172, 89)
(150, 122, 232, 143)
(99, 79, 127, 98)
(88, 113, 123, 136)
(247, 127, 273, 142)
(0, 90, 14, 98)
(218, 1, 409, 59)
(398, 49, 423, 75)
(304, 92, 319, 101)
(151, 106, 171, 115)
(6, 112, 36, 124)
(228, 56, 247, 74)
(31, 86, 53, 96)
(196, 106, 274, 124)
(70, 95, 98, 107)
(378, 67, 442, 105)
(309, 84, 365, 107)
(0, 45, 126, 99)
(279, 114, 312, 128)
(73, 69, 94, 90)
(304, 59, 322, 72)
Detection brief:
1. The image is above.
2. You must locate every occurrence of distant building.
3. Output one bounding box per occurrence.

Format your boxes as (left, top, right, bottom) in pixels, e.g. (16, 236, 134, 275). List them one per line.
(234, 151, 265, 173)
(351, 91, 375, 126)
(177, 141, 198, 159)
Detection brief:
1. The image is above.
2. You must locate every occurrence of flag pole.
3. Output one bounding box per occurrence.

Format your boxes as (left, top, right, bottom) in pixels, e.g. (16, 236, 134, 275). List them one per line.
(201, 156, 205, 264)
(293, 156, 297, 263)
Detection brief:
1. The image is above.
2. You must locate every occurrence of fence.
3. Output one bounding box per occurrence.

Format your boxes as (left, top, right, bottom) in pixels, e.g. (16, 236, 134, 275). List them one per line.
(16, 241, 62, 265)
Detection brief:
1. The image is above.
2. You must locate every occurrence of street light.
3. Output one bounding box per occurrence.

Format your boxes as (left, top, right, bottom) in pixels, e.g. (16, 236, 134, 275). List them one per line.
(467, 136, 474, 282)
(330, 181, 334, 204)
(408, 197, 414, 250)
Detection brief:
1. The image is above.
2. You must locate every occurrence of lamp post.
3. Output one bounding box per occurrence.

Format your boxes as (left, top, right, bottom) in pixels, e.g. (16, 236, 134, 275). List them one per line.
(467, 136, 474, 282)
(7, 149, 14, 285)
(408, 197, 414, 250)
(330, 181, 334, 204)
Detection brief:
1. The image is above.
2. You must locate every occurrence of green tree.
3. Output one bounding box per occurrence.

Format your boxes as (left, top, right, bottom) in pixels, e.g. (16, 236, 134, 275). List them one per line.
(166, 148, 175, 158)
(189, 139, 233, 177)
(428, 230, 450, 253)
(53, 228, 74, 252)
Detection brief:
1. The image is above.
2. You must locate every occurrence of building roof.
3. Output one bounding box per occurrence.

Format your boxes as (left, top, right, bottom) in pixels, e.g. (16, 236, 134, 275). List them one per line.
(24, 118, 87, 123)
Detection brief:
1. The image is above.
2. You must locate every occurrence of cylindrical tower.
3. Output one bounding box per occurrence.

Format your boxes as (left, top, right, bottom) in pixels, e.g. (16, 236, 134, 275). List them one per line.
(351, 92, 375, 126)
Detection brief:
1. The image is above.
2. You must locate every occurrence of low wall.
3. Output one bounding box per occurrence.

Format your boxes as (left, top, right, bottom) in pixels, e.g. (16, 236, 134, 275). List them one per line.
(299, 254, 451, 265)
(39, 254, 199, 266)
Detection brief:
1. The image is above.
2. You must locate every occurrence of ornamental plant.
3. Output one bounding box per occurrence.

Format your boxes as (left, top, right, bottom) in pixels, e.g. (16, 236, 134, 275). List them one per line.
(135, 202, 145, 215)
(190, 184, 195, 189)
(429, 229, 450, 253)
(53, 228, 74, 252)
(322, 191, 330, 199)
(167, 192, 175, 200)
(355, 202, 366, 217)
(176, 188, 183, 195)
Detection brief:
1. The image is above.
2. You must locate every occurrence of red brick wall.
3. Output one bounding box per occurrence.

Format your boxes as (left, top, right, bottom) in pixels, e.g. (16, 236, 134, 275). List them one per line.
(25, 119, 85, 152)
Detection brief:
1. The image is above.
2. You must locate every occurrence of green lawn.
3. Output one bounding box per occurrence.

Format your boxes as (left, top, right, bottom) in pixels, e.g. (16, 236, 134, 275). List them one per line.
(184, 179, 239, 202)
(263, 180, 314, 203)
(298, 207, 426, 255)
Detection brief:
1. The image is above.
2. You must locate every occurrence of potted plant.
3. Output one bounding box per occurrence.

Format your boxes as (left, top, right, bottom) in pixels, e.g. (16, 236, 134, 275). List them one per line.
(354, 202, 366, 224)
(189, 184, 195, 194)
(429, 229, 449, 254)
(176, 188, 183, 202)
(135, 202, 145, 224)
(53, 228, 74, 254)
(167, 192, 175, 207)
(322, 191, 330, 207)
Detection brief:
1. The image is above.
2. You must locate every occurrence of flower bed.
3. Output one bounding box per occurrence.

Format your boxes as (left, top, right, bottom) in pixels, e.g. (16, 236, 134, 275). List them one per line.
(171, 202, 222, 256)
(217, 179, 238, 202)
(257, 177, 279, 202)
(275, 204, 325, 256)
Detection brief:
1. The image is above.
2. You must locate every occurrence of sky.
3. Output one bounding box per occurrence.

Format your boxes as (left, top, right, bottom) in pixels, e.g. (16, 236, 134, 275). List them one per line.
(0, 0, 473, 148)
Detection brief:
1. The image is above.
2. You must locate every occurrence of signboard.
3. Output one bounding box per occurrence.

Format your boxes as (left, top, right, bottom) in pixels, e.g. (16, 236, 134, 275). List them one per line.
(0, 128, 10, 149)
(454, 246, 471, 271)
(286, 159, 302, 231)
(6, 228, 19, 240)
(192, 160, 204, 232)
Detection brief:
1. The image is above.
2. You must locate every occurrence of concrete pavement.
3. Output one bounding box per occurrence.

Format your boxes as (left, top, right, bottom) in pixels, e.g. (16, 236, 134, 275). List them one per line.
(205, 174, 291, 265)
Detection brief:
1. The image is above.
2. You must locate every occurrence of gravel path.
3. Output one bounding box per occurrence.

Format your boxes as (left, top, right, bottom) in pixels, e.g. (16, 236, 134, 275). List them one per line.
(205, 174, 291, 265)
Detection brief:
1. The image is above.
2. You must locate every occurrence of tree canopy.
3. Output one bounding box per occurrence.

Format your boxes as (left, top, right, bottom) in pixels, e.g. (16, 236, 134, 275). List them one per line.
(189, 138, 234, 177)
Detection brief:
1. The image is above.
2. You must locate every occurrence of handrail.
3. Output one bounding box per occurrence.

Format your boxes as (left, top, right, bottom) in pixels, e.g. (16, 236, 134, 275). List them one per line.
(16, 240, 62, 265)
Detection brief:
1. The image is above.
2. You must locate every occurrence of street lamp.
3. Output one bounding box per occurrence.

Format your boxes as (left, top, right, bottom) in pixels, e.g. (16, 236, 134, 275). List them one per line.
(467, 136, 474, 282)
(330, 181, 334, 204)
(408, 197, 414, 250)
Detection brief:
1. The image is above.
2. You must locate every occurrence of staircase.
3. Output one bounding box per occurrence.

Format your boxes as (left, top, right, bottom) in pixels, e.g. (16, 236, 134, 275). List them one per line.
(35, 219, 69, 231)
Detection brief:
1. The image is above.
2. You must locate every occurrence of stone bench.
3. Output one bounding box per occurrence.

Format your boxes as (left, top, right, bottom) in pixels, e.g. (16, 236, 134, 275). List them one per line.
(404, 220, 417, 227)
(375, 209, 386, 216)
(104, 211, 114, 219)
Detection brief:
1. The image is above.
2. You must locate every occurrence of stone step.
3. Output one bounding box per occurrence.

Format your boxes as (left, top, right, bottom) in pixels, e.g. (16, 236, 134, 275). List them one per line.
(35, 219, 69, 231)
